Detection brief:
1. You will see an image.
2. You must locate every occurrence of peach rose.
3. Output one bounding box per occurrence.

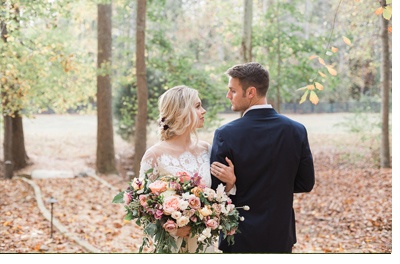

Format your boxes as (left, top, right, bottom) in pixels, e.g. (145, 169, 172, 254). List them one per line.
(163, 195, 181, 215)
(187, 195, 201, 210)
(177, 172, 191, 183)
(149, 180, 168, 194)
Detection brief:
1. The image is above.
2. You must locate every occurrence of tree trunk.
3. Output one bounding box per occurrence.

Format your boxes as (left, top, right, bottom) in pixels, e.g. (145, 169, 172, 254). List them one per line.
(132, 0, 148, 180)
(96, 3, 116, 174)
(12, 112, 29, 170)
(379, 0, 391, 168)
(3, 116, 13, 179)
(242, 0, 253, 62)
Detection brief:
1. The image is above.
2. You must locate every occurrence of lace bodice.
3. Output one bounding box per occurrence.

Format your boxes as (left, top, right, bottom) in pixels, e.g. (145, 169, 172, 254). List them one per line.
(139, 140, 212, 188)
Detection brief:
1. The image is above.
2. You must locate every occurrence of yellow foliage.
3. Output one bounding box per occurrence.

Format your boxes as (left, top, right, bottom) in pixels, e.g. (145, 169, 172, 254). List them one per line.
(326, 66, 337, 76)
(318, 57, 326, 66)
(299, 90, 309, 104)
(309, 55, 318, 60)
(318, 71, 327, 78)
(307, 84, 315, 90)
(309, 91, 319, 105)
(331, 46, 338, 53)
(342, 36, 352, 46)
(375, 7, 384, 15)
(315, 82, 324, 90)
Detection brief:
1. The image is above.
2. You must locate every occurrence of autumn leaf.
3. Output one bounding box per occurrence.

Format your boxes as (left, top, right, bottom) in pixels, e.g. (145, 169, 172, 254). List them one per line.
(326, 65, 337, 76)
(342, 36, 352, 46)
(318, 57, 326, 66)
(309, 55, 318, 60)
(318, 71, 327, 78)
(299, 90, 309, 104)
(375, 7, 384, 15)
(331, 46, 338, 53)
(309, 90, 319, 105)
(383, 6, 392, 20)
(307, 84, 315, 90)
(388, 26, 392, 33)
(315, 82, 324, 90)
(296, 86, 307, 91)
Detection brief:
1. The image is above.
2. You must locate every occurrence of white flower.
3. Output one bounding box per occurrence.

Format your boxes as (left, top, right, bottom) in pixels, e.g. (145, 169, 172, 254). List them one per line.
(240, 216, 245, 221)
(198, 235, 206, 242)
(178, 199, 189, 210)
(243, 205, 250, 211)
(171, 211, 182, 220)
(216, 184, 226, 202)
(176, 216, 190, 227)
(160, 189, 176, 199)
(202, 227, 212, 238)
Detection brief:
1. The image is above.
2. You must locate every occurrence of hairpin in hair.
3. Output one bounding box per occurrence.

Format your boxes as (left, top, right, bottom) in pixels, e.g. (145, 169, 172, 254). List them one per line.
(160, 117, 169, 130)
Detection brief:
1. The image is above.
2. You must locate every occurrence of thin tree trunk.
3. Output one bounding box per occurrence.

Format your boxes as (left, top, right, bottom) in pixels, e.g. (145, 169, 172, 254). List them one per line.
(379, 0, 391, 168)
(12, 112, 29, 170)
(132, 0, 148, 180)
(3, 116, 13, 179)
(96, 3, 116, 174)
(242, 0, 253, 62)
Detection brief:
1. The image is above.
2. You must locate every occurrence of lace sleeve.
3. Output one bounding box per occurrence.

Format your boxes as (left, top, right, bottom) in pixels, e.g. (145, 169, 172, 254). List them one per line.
(138, 148, 159, 182)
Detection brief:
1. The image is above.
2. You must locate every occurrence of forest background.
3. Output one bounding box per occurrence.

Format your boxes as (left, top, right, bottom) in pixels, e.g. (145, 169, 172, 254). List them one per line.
(0, 0, 396, 257)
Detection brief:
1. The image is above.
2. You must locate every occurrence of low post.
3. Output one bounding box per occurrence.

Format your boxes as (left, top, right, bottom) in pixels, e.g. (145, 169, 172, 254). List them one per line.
(47, 196, 58, 238)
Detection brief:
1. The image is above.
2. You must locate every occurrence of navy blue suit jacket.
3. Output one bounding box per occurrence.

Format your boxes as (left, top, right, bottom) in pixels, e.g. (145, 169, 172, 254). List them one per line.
(211, 108, 315, 253)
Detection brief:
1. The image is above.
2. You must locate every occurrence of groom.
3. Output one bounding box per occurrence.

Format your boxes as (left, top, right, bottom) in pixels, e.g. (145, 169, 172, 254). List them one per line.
(210, 62, 315, 253)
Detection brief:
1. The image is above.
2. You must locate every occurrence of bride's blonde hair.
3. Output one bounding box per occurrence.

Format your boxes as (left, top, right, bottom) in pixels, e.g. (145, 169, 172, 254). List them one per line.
(158, 85, 200, 141)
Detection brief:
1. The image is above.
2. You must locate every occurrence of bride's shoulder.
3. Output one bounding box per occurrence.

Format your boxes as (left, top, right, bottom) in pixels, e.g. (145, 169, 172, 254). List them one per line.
(197, 140, 211, 151)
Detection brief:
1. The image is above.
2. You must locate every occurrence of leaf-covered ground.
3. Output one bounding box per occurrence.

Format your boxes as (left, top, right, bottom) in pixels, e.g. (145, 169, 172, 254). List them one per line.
(0, 114, 393, 255)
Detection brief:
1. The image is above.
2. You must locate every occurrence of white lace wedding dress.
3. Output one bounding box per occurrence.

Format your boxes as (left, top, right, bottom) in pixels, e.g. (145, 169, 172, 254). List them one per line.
(138, 139, 215, 253)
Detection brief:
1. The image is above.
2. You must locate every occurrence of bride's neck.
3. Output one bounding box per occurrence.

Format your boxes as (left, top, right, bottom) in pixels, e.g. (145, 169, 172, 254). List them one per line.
(165, 131, 193, 150)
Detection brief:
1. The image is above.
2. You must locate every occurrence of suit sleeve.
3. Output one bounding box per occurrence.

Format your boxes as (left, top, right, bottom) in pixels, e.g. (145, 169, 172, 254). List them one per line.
(210, 128, 231, 190)
(294, 129, 315, 193)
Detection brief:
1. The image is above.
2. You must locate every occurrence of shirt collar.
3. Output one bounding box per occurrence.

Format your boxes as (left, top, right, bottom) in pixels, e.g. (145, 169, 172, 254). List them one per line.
(243, 104, 273, 116)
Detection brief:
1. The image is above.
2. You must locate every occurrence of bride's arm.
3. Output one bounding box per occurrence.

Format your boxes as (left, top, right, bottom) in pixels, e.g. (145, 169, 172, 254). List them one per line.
(210, 157, 236, 193)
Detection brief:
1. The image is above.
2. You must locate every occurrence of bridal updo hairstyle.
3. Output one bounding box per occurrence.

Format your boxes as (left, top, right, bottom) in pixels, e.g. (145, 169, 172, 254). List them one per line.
(158, 85, 200, 141)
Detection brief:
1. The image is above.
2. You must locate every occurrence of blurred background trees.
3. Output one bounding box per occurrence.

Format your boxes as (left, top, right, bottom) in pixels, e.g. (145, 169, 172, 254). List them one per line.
(1, 0, 392, 178)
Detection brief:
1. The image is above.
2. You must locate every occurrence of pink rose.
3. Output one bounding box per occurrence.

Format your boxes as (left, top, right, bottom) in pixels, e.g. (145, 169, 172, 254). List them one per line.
(154, 209, 163, 219)
(163, 220, 178, 233)
(149, 180, 168, 194)
(177, 172, 191, 183)
(123, 192, 132, 205)
(188, 195, 201, 210)
(206, 219, 219, 230)
(139, 194, 147, 207)
(163, 196, 180, 215)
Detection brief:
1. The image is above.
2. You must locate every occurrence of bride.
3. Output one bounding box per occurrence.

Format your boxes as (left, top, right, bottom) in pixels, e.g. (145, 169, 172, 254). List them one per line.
(138, 85, 235, 253)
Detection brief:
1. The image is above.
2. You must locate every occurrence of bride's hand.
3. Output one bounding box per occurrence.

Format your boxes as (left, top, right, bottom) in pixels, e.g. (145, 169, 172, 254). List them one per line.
(175, 225, 191, 238)
(211, 157, 236, 186)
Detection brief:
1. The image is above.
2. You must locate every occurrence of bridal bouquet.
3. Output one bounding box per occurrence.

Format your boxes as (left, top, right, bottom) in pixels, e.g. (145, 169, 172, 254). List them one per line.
(112, 169, 247, 253)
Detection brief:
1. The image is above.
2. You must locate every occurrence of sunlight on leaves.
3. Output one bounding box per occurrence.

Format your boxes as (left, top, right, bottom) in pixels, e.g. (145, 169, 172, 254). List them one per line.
(299, 90, 309, 104)
(342, 36, 352, 46)
(315, 82, 324, 90)
(375, 7, 384, 15)
(326, 66, 337, 76)
(383, 6, 392, 20)
(309, 90, 319, 105)
(307, 84, 315, 90)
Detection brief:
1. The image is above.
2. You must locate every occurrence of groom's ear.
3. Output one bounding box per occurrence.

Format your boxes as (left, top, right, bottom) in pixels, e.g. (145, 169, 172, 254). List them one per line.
(247, 87, 257, 98)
